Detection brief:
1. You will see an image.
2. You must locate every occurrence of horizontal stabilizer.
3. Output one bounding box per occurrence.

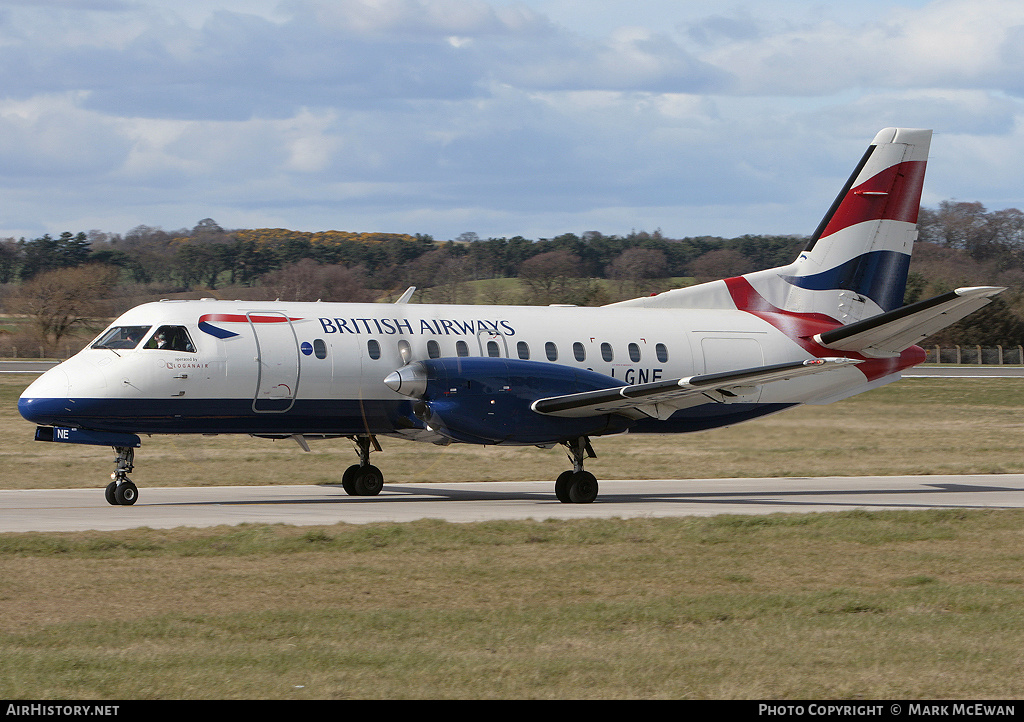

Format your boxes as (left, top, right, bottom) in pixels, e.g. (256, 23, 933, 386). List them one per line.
(813, 286, 1005, 358)
(532, 357, 860, 419)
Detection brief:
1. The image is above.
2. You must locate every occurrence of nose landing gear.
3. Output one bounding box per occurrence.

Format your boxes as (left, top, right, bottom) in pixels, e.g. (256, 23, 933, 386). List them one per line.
(105, 446, 138, 506)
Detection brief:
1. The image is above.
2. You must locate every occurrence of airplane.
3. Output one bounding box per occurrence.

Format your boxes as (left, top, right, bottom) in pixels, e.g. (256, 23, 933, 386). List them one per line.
(18, 127, 1004, 506)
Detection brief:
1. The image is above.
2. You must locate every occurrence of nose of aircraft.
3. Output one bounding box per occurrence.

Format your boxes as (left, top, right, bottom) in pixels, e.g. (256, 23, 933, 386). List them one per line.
(18, 366, 71, 424)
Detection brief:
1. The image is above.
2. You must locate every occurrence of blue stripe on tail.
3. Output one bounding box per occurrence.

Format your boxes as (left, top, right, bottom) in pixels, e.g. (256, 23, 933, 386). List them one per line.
(781, 250, 911, 312)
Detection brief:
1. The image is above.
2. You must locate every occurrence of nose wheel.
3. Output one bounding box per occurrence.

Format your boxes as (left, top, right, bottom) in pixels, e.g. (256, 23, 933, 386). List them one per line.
(105, 446, 139, 506)
(105, 479, 138, 505)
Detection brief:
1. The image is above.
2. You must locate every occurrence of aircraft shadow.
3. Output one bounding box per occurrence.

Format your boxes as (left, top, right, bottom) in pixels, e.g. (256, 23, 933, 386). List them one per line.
(145, 481, 1024, 511)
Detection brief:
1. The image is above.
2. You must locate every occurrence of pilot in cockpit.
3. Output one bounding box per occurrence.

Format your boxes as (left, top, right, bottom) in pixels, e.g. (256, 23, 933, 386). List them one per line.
(144, 326, 195, 353)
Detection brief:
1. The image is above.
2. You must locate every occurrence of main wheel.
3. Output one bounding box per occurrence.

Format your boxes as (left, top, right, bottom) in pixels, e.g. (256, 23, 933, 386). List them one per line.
(114, 480, 138, 506)
(341, 464, 360, 495)
(353, 465, 384, 496)
(104, 481, 118, 506)
(567, 471, 598, 504)
(555, 470, 574, 503)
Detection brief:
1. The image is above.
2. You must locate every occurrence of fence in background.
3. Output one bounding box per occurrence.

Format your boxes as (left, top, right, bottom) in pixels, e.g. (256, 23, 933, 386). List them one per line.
(2, 346, 74, 360)
(926, 346, 1024, 365)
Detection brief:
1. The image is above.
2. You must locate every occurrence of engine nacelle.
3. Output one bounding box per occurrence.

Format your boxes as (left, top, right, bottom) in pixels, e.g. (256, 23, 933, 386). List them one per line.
(384, 357, 634, 445)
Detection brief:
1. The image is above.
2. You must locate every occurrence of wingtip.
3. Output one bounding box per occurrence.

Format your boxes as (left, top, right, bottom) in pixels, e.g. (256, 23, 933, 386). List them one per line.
(811, 357, 862, 366)
(954, 286, 1006, 298)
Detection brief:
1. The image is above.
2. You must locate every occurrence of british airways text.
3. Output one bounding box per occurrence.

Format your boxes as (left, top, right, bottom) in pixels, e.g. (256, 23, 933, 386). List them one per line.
(319, 317, 516, 336)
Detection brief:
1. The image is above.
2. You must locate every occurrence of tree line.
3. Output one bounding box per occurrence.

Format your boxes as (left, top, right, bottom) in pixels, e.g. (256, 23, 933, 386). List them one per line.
(0, 219, 803, 293)
(2, 201, 1024, 349)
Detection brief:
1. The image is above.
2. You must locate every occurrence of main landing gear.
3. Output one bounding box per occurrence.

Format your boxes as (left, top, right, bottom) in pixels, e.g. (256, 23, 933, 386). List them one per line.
(342, 434, 385, 496)
(556, 437, 599, 504)
(104, 446, 139, 506)
(337, 434, 600, 503)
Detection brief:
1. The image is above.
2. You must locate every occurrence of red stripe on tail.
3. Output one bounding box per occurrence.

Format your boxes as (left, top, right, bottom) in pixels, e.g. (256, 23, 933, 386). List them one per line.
(818, 160, 927, 239)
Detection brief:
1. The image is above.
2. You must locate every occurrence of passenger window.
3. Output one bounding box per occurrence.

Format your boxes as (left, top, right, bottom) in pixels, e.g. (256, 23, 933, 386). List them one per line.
(397, 339, 412, 364)
(144, 325, 195, 352)
(601, 342, 613, 362)
(427, 340, 440, 359)
(573, 342, 586, 362)
(517, 341, 530, 360)
(656, 343, 669, 363)
(456, 340, 470, 357)
(628, 343, 641, 362)
(313, 339, 328, 359)
(367, 339, 381, 359)
(545, 342, 558, 361)
(487, 340, 500, 357)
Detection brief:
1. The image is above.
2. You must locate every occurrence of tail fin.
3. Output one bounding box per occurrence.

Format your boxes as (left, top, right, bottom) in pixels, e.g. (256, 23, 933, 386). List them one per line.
(777, 127, 931, 322)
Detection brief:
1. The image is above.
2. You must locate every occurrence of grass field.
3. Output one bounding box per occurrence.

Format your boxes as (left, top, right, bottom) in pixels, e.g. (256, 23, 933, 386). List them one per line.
(3, 373, 1024, 699)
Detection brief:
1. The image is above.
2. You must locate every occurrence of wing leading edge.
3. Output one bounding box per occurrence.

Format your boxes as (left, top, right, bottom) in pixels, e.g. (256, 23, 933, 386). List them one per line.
(531, 357, 860, 420)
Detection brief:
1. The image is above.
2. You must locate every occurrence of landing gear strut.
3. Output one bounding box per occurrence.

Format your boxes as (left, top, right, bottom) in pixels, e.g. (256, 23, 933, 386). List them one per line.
(342, 434, 384, 496)
(105, 446, 139, 506)
(556, 437, 599, 504)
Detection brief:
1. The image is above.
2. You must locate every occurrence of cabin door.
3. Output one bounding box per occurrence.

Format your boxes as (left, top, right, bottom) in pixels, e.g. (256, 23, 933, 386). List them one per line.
(250, 312, 300, 412)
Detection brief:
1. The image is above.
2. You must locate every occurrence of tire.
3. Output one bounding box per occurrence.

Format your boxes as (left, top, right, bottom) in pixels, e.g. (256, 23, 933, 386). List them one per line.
(354, 465, 384, 496)
(114, 481, 138, 506)
(555, 471, 574, 503)
(567, 471, 598, 504)
(341, 464, 360, 495)
(104, 481, 118, 506)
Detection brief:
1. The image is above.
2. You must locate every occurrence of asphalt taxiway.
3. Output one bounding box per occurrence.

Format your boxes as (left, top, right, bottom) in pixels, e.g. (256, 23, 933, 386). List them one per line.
(3, 474, 1024, 533)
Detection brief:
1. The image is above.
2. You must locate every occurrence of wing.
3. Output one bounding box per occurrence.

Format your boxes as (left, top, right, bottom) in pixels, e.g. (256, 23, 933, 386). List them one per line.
(813, 286, 1005, 358)
(531, 357, 860, 419)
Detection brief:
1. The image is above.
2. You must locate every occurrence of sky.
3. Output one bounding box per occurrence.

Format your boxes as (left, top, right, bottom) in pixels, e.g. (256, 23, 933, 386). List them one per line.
(1, 0, 1023, 243)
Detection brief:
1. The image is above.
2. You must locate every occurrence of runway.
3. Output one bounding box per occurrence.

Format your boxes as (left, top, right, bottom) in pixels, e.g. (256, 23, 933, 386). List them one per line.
(0, 361, 59, 373)
(3, 474, 1024, 533)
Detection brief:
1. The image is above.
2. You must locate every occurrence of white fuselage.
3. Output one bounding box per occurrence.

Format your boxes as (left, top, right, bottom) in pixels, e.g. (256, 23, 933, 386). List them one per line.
(19, 297, 905, 444)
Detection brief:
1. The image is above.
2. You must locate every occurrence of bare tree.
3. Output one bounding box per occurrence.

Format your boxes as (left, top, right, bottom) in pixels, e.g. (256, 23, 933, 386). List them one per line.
(477, 278, 514, 305)
(518, 250, 582, 304)
(688, 249, 754, 281)
(8, 265, 120, 348)
(261, 258, 375, 302)
(403, 248, 475, 304)
(605, 247, 668, 298)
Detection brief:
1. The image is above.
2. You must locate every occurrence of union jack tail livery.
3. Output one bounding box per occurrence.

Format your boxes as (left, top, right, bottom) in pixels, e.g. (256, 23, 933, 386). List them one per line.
(780, 127, 931, 322)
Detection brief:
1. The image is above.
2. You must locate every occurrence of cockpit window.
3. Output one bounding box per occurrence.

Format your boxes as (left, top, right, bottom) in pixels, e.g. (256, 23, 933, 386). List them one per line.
(92, 326, 151, 350)
(144, 325, 196, 352)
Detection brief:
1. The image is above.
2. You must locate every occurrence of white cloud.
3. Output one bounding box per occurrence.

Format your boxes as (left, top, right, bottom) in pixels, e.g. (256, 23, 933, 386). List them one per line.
(701, 0, 1024, 95)
(0, 93, 129, 177)
(0, 0, 1022, 242)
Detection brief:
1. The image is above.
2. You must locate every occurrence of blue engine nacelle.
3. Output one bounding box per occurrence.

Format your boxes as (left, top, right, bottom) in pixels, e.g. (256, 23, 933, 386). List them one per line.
(384, 357, 634, 445)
